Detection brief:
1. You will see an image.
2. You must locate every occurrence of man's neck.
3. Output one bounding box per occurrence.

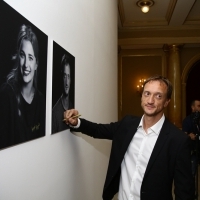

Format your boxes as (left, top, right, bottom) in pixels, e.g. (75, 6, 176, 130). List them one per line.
(61, 94, 69, 110)
(143, 113, 163, 132)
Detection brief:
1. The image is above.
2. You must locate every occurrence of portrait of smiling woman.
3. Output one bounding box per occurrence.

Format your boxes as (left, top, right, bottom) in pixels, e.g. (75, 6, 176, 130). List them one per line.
(0, 24, 46, 149)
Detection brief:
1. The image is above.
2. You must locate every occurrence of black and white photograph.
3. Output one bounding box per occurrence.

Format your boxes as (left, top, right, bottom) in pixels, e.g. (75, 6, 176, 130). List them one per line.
(0, 1, 48, 150)
(52, 41, 75, 134)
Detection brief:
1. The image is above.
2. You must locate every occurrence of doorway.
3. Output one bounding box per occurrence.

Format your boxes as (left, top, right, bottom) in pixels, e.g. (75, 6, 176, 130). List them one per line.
(186, 60, 200, 116)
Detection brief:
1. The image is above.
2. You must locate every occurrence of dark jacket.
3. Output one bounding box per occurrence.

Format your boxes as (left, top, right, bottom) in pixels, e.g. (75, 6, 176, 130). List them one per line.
(71, 115, 194, 200)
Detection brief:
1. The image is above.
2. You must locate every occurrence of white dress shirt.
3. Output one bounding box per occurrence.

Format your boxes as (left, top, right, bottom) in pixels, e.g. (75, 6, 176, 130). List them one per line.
(118, 114, 165, 200)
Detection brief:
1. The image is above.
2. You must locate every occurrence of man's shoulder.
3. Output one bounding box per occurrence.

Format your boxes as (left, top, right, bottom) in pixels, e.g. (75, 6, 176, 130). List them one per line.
(182, 115, 193, 129)
(53, 97, 62, 109)
(118, 115, 141, 127)
(120, 115, 140, 121)
(52, 97, 64, 114)
(183, 114, 192, 122)
(164, 118, 188, 138)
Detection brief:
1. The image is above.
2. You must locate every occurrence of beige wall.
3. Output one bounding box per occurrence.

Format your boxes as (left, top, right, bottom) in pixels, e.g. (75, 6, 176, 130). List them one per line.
(118, 47, 200, 120)
(118, 49, 166, 119)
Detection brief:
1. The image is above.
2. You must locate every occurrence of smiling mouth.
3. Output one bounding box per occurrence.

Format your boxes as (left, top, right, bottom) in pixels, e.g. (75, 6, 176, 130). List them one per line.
(146, 105, 155, 109)
(23, 70, 31, 76)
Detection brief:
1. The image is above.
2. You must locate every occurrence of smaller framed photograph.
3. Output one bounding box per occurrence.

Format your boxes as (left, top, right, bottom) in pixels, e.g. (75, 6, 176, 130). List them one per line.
(52, 41, 75, 134)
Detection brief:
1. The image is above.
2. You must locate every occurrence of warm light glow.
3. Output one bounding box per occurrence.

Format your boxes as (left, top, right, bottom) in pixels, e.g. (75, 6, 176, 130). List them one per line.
(141, 5, 149, 13)
(137, 78, 146, 96)
(136, 0, 154, 14)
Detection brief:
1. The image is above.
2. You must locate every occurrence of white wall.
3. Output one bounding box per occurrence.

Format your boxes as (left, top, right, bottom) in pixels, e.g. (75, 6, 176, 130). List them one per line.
(0, 1, 118, 200)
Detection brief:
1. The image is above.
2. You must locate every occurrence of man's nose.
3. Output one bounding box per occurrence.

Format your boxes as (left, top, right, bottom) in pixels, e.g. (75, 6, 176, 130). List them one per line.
(148, 95, 154, 103)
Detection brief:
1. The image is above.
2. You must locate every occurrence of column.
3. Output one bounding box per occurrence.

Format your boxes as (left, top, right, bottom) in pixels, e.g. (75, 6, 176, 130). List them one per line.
(167, 44, 182, 128)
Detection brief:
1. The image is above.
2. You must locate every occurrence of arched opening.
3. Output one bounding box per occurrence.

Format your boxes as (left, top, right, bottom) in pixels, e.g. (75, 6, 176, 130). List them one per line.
(186, 61, 200, 115)
(182, 54, 200, 119)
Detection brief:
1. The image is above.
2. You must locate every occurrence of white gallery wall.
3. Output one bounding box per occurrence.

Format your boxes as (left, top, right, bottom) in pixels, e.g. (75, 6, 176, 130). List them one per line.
(0, 0, 118, 200)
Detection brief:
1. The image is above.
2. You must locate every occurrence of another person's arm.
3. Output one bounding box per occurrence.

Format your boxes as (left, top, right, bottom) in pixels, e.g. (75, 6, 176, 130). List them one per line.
(182, 117, 196, 140)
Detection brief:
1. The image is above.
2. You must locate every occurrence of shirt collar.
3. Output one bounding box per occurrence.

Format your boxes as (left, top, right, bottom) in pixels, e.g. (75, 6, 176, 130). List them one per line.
(138, 114, 165, 135)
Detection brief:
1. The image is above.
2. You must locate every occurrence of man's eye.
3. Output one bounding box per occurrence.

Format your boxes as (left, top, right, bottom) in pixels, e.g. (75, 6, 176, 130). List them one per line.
(156, 94, 162, 99)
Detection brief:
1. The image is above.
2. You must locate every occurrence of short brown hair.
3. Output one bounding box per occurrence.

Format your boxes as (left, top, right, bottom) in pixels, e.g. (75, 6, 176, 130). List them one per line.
(143, 75, 173, 99)
(191, 99, 200, 106)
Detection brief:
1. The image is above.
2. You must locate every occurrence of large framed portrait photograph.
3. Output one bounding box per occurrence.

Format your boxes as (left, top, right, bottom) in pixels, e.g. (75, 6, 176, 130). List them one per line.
(52, 41, 75, 134)
(0, 1, 48, 150)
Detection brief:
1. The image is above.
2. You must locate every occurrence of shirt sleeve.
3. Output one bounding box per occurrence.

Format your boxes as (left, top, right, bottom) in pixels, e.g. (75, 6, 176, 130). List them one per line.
(69, 118, 81, 128)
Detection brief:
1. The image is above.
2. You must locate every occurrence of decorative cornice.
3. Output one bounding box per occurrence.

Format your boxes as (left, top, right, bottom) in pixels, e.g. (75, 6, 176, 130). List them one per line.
(118, 37, 200, 46)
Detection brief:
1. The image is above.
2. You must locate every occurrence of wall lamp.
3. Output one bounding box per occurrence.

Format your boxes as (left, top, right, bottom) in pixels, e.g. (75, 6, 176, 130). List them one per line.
(136, 0, 154, 13)
(137, 78, 146, 96)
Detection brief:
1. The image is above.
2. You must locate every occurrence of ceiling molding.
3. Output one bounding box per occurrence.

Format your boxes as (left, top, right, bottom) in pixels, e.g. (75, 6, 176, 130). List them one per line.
(123, 19, 168, 27)
(118, 0, 200, 49)
(165, 0, 177, 23)
(118, 37, 200, 46)
(118, 0, 125, 27)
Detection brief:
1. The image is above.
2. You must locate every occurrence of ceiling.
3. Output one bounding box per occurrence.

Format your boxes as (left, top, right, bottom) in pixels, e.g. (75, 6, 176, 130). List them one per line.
(118, 0, 200, 49)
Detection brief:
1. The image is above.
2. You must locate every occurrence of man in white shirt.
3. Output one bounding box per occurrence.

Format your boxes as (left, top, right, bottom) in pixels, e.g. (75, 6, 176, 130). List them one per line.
(64, 75, 194, 200)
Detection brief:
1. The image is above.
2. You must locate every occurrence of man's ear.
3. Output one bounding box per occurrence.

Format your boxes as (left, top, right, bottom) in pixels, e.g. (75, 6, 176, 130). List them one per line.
(164, 99, 170, 108)
(191, 105, 195, 112)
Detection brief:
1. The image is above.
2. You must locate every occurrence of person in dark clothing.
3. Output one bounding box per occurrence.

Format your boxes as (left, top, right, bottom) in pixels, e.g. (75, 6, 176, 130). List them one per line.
(182, 99, 200, 174)
(0, 24, 46, 150)
(64, 75, 194, 200)
(52, 54, 74, 134)
(182, 100, 200, 142)
(182, 99, 200, 199)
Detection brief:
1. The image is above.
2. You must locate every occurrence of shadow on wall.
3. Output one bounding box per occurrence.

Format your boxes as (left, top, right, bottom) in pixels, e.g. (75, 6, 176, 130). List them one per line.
(71, 132, 112, 158)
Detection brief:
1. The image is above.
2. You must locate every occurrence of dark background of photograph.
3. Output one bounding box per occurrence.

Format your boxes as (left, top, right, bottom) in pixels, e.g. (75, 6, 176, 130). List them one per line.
(52, 41, 75, 108)
(0, 1, 48, 99)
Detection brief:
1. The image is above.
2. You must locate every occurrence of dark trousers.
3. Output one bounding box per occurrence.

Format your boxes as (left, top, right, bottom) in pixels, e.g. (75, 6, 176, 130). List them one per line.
(191, 153, 198, 176)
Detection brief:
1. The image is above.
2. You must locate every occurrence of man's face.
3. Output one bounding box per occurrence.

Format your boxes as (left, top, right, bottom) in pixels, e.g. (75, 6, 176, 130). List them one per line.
(63, 64, 71, 96)
(141, 80, 170, 117)
(192, 100, 200, 112)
